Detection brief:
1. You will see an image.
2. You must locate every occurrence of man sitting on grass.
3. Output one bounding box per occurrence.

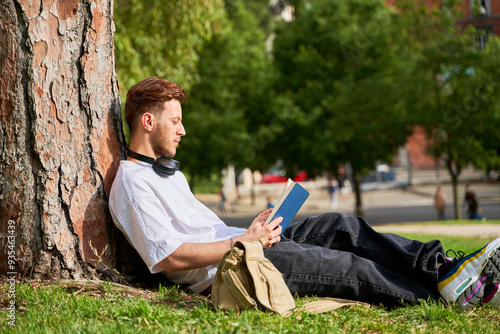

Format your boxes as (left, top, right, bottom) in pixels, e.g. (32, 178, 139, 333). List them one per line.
(109, 77, 500, 310)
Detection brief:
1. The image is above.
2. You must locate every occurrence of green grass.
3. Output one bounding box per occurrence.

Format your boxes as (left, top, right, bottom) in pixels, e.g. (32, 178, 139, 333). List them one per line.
(2, 233, 500, 333)
(396, 234, 495, 255)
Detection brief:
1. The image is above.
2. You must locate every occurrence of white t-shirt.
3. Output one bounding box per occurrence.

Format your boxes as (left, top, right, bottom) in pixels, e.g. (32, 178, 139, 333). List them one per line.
(109, 160, 246, 292)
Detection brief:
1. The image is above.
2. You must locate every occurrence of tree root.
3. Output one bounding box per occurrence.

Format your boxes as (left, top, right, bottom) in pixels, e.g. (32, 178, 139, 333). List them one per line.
(42, 279, 156, 299)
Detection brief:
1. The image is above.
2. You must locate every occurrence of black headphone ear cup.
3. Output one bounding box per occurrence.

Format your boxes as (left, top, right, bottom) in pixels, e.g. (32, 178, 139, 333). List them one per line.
(153, 157, 179, 177)
(152, 162, 174, 177)
(127, 150, 179, 177)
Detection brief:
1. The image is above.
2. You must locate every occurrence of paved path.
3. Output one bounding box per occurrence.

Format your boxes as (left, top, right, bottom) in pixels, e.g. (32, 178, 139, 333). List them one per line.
(196, 181, 500, 231)
(374, 223, 500, 238)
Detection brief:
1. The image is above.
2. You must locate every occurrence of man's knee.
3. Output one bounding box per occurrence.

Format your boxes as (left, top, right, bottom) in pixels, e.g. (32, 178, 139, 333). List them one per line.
(284, 211, 361, 241)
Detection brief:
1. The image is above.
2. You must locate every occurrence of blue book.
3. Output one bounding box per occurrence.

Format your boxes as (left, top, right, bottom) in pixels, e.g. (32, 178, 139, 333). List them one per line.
(264, 179, 310, 233)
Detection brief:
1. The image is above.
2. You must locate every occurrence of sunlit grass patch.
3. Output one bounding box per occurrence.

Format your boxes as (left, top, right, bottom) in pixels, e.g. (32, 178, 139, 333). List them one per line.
(2, 234, 500, 333)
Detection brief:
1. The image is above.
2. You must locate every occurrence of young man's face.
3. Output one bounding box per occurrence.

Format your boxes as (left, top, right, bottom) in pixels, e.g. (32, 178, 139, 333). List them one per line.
(150, 99, 186, 158)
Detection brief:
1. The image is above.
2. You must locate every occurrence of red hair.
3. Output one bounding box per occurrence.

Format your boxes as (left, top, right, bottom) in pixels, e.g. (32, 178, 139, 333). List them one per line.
(125, 77, 186, 132)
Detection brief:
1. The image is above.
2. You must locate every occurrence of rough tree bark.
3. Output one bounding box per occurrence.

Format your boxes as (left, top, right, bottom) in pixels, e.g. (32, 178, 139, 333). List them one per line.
(0, 0, 128, 280)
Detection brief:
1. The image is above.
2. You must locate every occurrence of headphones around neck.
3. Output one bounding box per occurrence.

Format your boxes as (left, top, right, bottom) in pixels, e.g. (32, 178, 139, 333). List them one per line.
(127, 150, 180, 177)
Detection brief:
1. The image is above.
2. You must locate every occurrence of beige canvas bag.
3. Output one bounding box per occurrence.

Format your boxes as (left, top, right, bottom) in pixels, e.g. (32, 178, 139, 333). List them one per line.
(211, 240, 368, 316)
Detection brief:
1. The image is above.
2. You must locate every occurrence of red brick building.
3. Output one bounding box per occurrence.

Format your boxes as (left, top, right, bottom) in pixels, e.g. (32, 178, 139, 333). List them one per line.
(455, 0, 500, 48)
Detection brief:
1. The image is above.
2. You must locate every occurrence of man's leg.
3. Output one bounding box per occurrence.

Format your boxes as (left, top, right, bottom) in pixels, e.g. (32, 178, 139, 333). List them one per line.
(285, 212, 444, 287)
(265, 212, 500, 309)
(264, 212, 443, 308)
(265, 240, 441, 308)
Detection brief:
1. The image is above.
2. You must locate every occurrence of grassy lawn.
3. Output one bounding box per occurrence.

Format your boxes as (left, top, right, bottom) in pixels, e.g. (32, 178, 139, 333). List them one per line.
(2, 227, 500, 333)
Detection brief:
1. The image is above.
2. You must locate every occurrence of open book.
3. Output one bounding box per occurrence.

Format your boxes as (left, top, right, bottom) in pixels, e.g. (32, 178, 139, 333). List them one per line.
(263, 178, 310, 233)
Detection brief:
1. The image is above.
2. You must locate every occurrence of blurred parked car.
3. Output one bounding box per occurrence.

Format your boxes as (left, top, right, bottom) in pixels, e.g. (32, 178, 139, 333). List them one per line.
(260, 162, 308, 183)
(361, 164, 396, 183)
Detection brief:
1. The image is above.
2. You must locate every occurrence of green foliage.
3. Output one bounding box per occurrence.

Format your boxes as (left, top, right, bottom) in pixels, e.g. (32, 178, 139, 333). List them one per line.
(176, 0, 276, 181)
(114, 0, 226, 93)
(113, 0, 499, 198)
(273, 0, 412, 172)
(472, 38, 500, 172)
(400, 9, 497, 172)
(269, 0, 414, 215)
(114, 0, 278, 180)
(114, 0, 227, 146)
(187, 172, 223, 194)
(392, 0, 500, 217)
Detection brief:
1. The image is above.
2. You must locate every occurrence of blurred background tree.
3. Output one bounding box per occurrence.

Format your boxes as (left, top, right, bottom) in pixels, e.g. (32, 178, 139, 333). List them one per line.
(113, 0, 500, 216)
(176, 0, 276, 188)
(476, 38, 500, 180)
(114, 0, 278, 189)
(394, 0, 500, 218)
(270, 0, 413, 216)
(114, 0, 226, 141)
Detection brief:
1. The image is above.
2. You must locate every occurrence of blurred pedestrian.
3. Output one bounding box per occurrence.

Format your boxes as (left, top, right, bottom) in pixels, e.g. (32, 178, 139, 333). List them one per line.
(219, 184, 232, 213)
(328, 178, 339, 210)
(433, 186, 447, 220)
(464, 184, 482, 220)
(266, 197, 275, 209)
(218, 185, 227, 213)
(337, 166, 347, 201)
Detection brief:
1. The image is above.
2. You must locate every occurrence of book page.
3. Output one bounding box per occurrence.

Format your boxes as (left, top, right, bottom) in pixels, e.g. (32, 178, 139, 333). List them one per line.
(264, 179, 295, 225)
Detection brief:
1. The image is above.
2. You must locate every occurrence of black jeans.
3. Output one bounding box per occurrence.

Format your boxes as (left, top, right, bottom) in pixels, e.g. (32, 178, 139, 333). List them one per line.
(264, 212, 444, 308)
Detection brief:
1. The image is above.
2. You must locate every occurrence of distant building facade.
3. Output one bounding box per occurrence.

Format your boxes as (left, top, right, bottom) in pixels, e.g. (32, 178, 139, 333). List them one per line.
(455, 0, 500, 48)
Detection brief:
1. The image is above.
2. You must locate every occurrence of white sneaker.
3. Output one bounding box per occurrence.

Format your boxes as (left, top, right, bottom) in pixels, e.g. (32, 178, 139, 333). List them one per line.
(438, 238, 500, 310)
(483, 283, 500, 307)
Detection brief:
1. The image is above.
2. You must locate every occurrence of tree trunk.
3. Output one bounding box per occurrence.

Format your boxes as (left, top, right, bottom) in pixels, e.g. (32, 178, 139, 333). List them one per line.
(445, 159, 462, 220)
(350, 165, 364, 217)
(451, 174, 461, 220)
(0, 0, 127, 280)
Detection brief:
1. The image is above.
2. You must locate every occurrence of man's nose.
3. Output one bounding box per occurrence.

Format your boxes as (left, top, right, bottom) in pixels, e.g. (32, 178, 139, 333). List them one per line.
(178, 123, 186, 136)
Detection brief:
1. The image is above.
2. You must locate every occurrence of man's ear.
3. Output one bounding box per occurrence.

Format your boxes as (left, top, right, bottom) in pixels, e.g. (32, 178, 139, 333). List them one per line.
(141, 113, 155, 132)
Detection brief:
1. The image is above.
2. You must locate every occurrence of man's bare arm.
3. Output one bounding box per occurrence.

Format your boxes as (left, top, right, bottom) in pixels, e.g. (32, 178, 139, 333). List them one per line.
(159, 240, 239, 272)
(159, 209, 283, 272)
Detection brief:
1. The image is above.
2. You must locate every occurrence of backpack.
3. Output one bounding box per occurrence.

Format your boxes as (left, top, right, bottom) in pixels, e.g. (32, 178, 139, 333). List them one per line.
(211, 240, 368, 316)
